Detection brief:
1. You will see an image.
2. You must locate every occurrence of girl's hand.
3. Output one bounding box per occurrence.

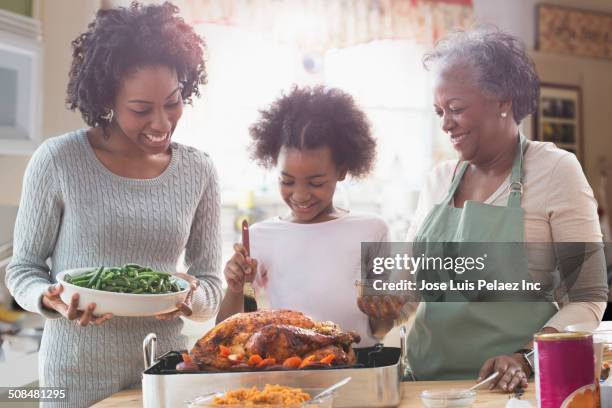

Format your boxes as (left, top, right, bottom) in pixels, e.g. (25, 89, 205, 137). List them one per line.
(357, 295, 406, 320)
(224, 243, 258, 294)
(42, 284, 113, 326)
(155, 272, 199, 320)
(477, 354, 529, 392)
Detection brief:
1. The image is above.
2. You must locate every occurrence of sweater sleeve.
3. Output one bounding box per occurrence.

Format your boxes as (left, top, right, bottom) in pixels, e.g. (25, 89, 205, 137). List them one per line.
(183, 155, 223, 321)
(542, 153, 608, 330)
(5, 143, 63, 319)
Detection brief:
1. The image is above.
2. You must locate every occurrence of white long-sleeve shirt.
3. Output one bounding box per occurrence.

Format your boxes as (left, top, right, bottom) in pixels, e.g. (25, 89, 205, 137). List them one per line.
(406, 140, 608, 330)
(250, 212, 390, 347)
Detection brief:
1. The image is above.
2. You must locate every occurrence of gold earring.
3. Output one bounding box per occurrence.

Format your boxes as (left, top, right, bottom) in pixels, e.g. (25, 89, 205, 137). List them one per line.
(500, 112, 508, 118)
(101, 108, 114, 123)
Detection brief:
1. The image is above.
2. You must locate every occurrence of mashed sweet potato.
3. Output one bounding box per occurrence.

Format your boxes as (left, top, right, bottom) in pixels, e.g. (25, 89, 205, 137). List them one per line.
(213, 384, 311, 406)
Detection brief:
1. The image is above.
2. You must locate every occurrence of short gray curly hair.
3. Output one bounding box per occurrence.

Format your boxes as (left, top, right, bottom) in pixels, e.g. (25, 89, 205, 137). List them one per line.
(423, 26, 539, 124)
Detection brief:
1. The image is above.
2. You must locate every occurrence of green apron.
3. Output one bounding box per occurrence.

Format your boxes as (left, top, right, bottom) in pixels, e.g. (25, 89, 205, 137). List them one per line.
(407, 134, 557, 380)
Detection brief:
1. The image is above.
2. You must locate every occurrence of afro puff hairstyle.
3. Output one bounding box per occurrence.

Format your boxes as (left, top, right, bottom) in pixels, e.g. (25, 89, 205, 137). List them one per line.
(249, 86, 376, 179)
(66, 1, 206, 128)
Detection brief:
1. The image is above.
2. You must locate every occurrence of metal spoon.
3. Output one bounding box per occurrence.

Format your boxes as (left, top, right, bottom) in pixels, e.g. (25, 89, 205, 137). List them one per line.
(469, 372, 499, 391)
(311, 377, 352, 401)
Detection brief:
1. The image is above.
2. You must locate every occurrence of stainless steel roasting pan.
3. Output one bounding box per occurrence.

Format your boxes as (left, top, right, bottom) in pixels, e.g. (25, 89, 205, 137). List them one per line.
(141, 328, 408, 407)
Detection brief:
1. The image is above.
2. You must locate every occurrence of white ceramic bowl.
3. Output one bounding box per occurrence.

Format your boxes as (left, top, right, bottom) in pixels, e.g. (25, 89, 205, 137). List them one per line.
(56, 267, 189, 317)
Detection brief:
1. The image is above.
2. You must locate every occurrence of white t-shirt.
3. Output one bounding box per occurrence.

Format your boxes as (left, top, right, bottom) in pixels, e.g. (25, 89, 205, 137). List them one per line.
(250, 211, 390, 347)
(405, 140, 608, 330)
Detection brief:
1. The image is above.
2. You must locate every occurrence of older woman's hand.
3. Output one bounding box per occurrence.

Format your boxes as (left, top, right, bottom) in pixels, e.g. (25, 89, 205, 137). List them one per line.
(42, 283, 113, 326)
(478, 354, 529, 392)
(155, 272, 199, 320)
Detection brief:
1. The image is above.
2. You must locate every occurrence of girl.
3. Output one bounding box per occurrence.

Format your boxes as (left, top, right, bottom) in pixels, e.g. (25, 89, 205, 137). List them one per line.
(216, 86, 403, 346)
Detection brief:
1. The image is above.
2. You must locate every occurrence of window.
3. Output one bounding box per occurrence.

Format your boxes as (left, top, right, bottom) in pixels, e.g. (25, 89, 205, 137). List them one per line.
(174, 23, 449, 239)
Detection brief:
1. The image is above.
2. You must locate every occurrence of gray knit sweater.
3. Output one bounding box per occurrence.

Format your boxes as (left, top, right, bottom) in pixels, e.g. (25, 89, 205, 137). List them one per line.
(6, 129, 222, 407)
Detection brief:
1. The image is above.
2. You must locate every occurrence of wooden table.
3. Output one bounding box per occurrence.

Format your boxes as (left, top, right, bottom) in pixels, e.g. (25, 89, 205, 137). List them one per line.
(92, 380, 536, 407)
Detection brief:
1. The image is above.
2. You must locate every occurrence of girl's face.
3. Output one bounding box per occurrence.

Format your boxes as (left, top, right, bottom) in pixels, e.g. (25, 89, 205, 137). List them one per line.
(112, 65, 183, 154)
(277, 146, 346, 224)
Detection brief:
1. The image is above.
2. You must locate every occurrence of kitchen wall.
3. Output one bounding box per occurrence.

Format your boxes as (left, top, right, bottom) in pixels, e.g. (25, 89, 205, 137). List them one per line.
(473, 0, 612, 222)
(0, 0, 93, 206)
(1, 0, 611, 215)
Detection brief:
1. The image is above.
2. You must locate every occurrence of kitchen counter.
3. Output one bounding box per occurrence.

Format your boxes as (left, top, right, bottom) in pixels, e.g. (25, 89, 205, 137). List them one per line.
(92, 380, 536, 407)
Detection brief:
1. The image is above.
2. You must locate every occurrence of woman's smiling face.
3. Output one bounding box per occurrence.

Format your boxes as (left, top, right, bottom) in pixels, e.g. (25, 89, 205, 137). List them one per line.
(432, 64, 508, 162)
(277, 146, 346, 224)
(112, 65, 183, 154)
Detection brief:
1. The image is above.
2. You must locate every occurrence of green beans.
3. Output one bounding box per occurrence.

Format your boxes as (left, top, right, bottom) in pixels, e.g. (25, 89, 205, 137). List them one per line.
(64, 264, 182, 294)
(88, 266, 105, 287)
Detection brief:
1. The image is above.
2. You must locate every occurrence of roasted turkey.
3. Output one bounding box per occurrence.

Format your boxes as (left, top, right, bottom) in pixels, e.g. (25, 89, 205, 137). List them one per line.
(189, 310, 361, 370)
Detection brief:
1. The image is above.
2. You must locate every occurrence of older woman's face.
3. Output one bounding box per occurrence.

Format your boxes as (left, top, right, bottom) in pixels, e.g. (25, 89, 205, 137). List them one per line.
(113, 65, 183, 155)
(432, 64, 505, 162)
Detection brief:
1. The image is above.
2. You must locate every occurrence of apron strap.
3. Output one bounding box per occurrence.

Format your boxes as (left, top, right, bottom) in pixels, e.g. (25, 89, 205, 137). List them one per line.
(507, 134, 528, 208)
(442, 134, 528, 208)
(443, 161, 469, 204)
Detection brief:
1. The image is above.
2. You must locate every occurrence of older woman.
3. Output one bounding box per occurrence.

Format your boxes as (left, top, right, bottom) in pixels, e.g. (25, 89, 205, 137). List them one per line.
(405, 28, 608, 391)
(6, 3, 221, 406)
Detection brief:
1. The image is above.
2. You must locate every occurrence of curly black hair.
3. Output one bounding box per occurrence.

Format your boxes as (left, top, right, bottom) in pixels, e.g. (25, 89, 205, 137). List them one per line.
(249, 86, 376, 178)
(66, 1, 206, 128)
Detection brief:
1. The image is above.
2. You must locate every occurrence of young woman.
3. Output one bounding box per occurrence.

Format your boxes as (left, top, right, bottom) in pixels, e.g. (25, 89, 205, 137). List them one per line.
(216, 86, 404, 346)
(6, 3, 221, 406)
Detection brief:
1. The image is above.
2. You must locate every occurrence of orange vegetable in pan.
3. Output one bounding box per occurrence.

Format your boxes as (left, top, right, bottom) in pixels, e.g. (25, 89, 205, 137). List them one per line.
(282, 356, 302, 369)
(248, 354, 263, 367)
(299, 355, 317, 369)
(219, 345, 231, 357)
(256, 357, 277, 368)
(319, 354, 335, 365)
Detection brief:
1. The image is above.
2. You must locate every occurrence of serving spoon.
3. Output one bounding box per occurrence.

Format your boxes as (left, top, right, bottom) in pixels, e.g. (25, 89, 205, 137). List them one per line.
(469, 371, 499, 391)
(242, 220, 256, 298)
(311, 377, 352, 401)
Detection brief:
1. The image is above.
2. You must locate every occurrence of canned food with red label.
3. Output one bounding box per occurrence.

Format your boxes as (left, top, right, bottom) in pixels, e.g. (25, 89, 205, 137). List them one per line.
(534, 332, 599, 408)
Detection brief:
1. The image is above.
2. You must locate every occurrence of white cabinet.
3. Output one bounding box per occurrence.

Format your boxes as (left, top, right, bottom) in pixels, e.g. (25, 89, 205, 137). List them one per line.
(0, 10, 42, 155)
